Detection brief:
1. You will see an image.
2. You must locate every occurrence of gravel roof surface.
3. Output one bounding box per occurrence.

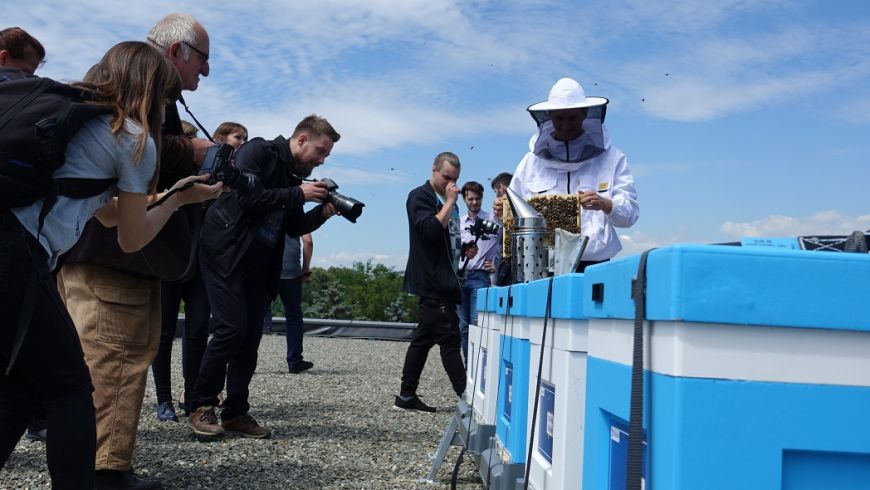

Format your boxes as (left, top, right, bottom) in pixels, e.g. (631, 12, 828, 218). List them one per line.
(2, 335, 484, 489)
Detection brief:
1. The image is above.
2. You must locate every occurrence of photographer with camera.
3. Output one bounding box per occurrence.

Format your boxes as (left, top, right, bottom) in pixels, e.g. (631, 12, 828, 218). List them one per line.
(187, 115, 340, 440)
(457, 181, 500, 360)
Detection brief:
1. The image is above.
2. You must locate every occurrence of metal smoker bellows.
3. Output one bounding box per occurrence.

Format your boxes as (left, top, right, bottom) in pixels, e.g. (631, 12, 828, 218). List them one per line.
(505, 187, 548, 283)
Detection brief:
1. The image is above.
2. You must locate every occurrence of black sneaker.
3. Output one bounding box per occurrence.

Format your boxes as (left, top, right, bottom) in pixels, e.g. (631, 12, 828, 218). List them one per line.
(24, 426, 46, 443)
(393, 395, 436, 413)
(94, 469, 163, 490)
(288, 360, 314, 373)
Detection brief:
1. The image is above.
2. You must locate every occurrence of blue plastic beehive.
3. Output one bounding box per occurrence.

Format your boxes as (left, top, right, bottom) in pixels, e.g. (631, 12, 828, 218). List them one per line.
(581, 244, 870, 490)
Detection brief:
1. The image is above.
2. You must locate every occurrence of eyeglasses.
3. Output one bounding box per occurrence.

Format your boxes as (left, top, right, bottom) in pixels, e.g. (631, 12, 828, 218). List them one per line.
(182, 41, 209, 64)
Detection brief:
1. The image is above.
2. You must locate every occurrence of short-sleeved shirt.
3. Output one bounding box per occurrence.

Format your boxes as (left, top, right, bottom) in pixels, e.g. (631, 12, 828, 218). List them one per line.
(12, 115, 157, 268)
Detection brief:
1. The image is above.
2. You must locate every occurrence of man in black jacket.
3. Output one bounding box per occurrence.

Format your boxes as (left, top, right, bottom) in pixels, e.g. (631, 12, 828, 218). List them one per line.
(395, 152, 467, 412)
(188, 115, 339, 439)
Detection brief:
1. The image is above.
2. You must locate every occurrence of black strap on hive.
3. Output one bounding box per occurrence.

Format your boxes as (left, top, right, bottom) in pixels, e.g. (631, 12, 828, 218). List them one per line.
(522, 276, 554, 490)
(627, 248, 654, 490)
(484, 284, 512, 488)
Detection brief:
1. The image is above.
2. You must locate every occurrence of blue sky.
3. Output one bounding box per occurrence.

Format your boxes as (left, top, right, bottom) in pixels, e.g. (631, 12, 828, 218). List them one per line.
(10, 0, 870, 269)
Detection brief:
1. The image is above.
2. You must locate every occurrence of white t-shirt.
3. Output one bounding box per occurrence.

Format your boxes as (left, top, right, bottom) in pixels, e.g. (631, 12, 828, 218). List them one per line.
(12, 114, 157, 268)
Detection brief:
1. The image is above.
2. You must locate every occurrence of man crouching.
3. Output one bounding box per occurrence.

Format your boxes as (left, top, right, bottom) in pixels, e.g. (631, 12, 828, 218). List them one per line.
(188, 115, 340, 439)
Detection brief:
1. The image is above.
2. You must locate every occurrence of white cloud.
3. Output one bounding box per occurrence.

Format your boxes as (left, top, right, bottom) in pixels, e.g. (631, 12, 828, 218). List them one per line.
(601, 0, 791, 34)
(181, 77, 529, 156)
(616, 23, 870, 122)
(615, 226, 705, 257)
(20, 0, 870, 138)
(639, 72, 836, 121)
(11, 0, 870, 148)
(313, 251, 407, 269)
(720, 211, 870, 238)
(609, 212, 870, 260)
(836, 94, 870, 124)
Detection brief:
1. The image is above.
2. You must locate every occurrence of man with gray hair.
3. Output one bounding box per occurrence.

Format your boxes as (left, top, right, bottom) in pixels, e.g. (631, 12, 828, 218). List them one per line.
(145, 12, 217, 425)
(58, 12, 213, 490)
(146, 12, 213, 165)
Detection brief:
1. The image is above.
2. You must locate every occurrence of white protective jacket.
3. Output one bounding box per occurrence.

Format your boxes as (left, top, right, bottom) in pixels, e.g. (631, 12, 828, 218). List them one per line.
(509, 120, 639, 261)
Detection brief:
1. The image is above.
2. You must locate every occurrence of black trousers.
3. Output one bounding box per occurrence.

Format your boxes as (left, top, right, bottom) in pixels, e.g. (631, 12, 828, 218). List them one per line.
(400, 297, 467, 398)
(151, 269, 211, 406)
(277, 276, 305, 365)
(0, 212, 95, 489)
(190, 242, 271, 421)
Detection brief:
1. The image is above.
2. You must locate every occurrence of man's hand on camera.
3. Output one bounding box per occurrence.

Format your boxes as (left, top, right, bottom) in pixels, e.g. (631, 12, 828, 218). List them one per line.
(322, 202, 338, 219)
(191, 138, 215, 167)
(301, 181, 329, 203)
(172, 174, 224, 206)
(465, 244, 478, 260)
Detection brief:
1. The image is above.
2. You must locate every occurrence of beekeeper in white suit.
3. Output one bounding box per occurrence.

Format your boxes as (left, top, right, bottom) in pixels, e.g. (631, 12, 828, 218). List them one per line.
(506, 77, 639, 270)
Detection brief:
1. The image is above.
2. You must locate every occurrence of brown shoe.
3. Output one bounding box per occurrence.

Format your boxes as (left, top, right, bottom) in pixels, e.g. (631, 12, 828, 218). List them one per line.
(189, 406, 225, 440)
(222, 414, 271, 439)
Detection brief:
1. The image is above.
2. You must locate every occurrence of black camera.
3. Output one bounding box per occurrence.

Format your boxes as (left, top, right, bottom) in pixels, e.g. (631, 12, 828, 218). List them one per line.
(466, 217, 500, 240)
(198, 143, 258, 194)
(320, 178, 365, 223)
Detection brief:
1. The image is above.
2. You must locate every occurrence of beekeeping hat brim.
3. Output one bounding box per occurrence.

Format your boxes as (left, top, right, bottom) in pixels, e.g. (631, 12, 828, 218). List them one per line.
(527, 77, 608, 112)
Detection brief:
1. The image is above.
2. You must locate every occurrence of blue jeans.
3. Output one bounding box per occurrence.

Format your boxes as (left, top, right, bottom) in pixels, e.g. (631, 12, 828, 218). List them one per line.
(458, 270, 491, 360)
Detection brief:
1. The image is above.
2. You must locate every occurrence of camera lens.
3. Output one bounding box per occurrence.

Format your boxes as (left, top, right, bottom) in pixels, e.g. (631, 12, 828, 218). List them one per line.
(478, 218, 500, 235)
(328, 191, 365, 223)
(219, 167, 258, 194)
(319, 179, 365, 223)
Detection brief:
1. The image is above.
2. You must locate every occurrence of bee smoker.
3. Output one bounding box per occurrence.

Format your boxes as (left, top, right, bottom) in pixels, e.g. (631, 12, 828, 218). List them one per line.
(506, 187, 549, 283)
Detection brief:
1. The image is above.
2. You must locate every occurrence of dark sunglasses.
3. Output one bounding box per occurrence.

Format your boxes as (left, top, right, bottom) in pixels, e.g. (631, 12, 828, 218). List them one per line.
(182, 41, 209, 63)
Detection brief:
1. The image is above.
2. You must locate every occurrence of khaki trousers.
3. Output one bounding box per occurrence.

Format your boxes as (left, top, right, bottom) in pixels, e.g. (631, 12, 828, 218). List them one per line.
(59, 263, 161, 471)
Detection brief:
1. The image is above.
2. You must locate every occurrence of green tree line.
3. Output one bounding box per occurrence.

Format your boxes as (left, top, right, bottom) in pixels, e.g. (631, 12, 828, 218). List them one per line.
(269, 260, 418, 323)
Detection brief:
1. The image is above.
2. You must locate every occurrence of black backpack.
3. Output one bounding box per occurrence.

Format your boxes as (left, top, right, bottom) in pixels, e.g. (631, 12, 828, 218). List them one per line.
(0, 75, 116, 224)
(1, 75, 121, 375)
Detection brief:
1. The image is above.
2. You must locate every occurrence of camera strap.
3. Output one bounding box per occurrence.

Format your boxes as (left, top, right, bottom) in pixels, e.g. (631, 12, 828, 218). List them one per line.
(178, 95, 215, 142)
(145, 97, 215, 210)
